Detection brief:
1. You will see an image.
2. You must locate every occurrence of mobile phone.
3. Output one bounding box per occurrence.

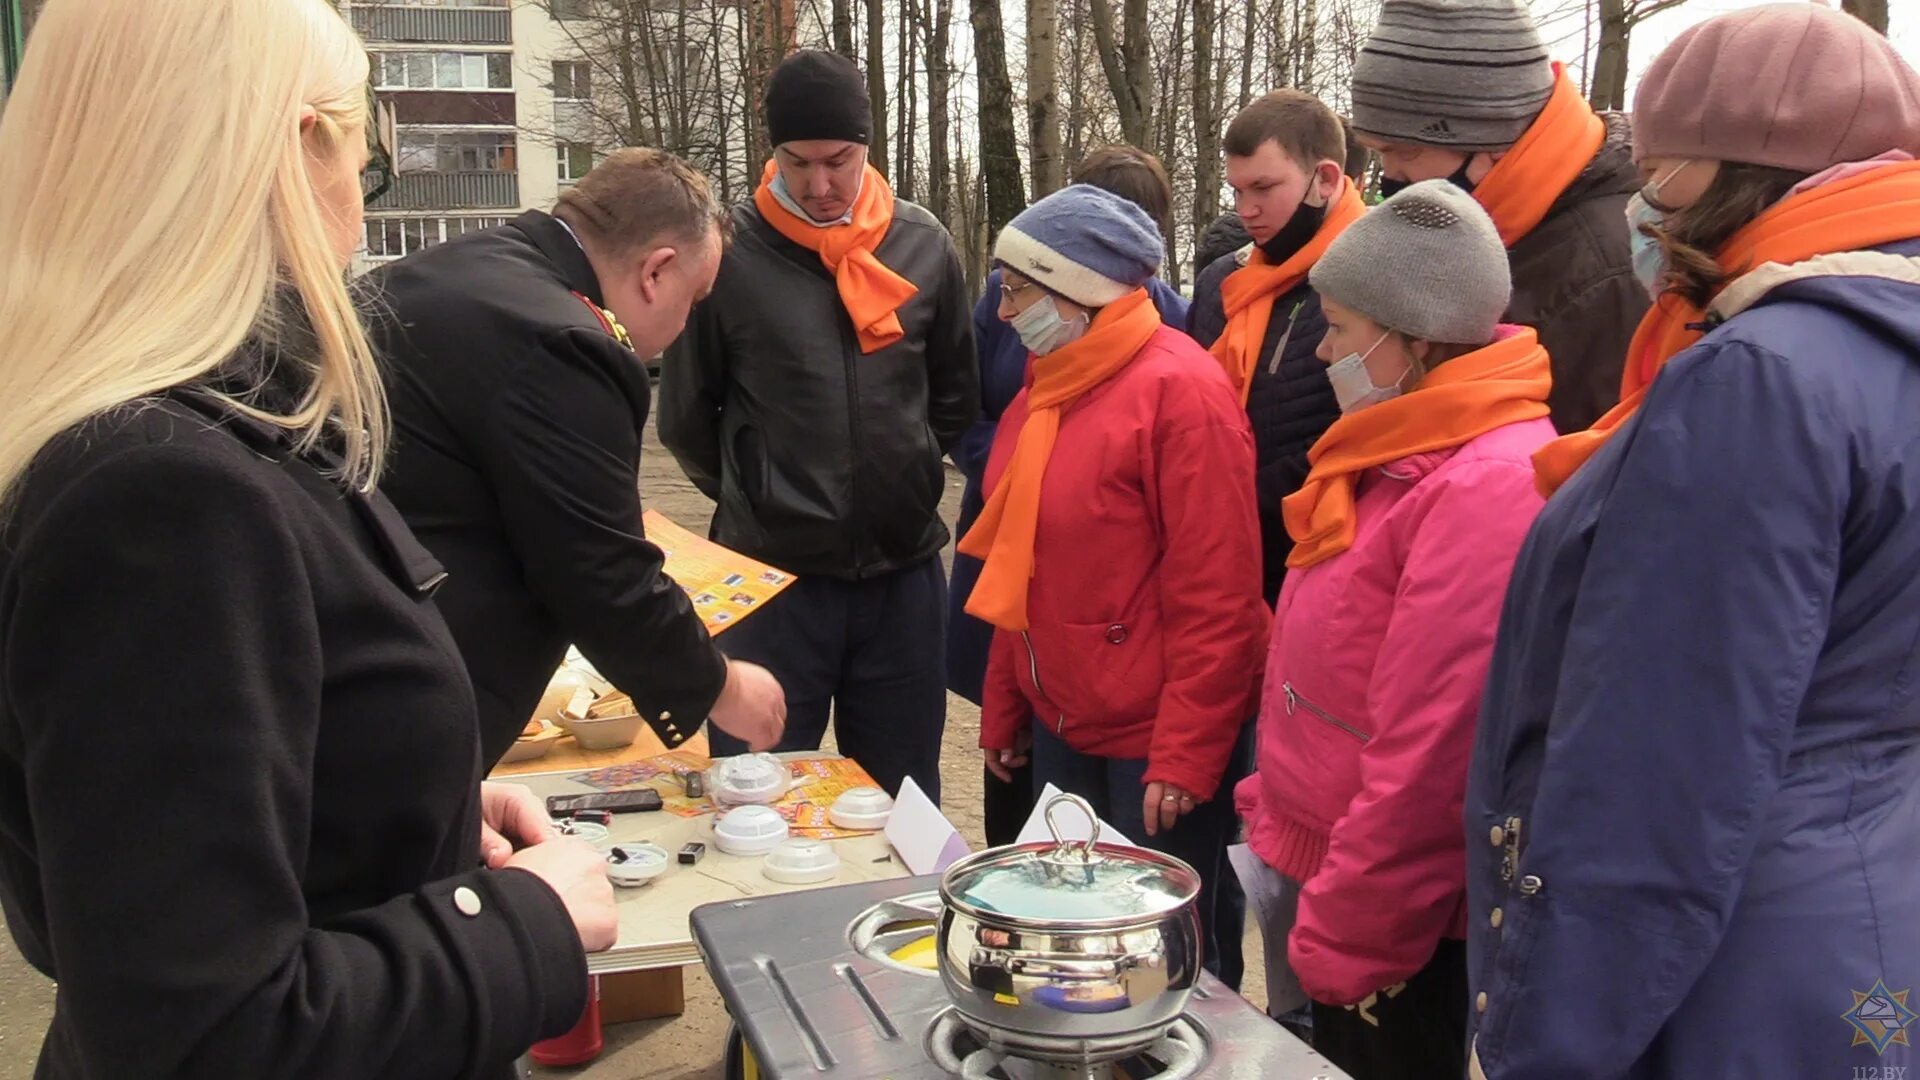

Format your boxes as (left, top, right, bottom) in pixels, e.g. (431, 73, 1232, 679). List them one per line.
(546, 789, 664, 816)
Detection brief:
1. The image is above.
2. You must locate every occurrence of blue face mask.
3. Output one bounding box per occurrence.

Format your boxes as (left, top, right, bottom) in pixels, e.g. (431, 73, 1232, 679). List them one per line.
(1011, 294, 1090, 356)
(1626, 162, 1692, 299)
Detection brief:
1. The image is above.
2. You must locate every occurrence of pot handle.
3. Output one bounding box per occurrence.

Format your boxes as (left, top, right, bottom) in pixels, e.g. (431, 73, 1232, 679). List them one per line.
(1043, 792, 1101, 863)
(971, 948, 1162, 980)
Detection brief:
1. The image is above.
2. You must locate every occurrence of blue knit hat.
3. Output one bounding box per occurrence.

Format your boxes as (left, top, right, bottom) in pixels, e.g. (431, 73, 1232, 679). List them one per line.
(994, 185, 1163, 307)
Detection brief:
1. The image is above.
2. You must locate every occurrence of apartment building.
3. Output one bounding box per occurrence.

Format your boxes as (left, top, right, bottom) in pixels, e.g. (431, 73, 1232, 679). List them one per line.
(350, 0, 582, 270)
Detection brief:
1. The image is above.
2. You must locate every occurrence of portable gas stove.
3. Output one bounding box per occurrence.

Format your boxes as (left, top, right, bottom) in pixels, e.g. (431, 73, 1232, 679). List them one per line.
(691, 875, 1351, 1080)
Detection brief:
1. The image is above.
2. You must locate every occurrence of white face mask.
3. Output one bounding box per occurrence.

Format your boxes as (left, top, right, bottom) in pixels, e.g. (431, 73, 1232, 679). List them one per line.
(1011, 294, 1091, 356)
(1325, 331, 1410, 414)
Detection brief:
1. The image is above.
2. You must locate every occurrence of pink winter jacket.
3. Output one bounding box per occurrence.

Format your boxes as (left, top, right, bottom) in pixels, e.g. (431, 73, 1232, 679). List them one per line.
(1233, 415, 1554, 1007)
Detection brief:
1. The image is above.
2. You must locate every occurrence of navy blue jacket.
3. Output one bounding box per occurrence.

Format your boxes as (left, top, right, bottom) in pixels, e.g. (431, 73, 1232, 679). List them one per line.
(945, 269, 1189, 704)
(1467, 238, 1920, 1078)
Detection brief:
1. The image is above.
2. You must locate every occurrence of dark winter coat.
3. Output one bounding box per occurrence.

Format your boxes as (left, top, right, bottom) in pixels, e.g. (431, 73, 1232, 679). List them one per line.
(658, 198, 979, 581)
(0, 375, 586, 1080)
(370, 211, 727, 769)
(1505, 112, 1649, 434)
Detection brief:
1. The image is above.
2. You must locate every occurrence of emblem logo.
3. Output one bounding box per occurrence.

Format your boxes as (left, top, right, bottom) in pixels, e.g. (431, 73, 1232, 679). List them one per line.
(1844, 980, 1917, 1056)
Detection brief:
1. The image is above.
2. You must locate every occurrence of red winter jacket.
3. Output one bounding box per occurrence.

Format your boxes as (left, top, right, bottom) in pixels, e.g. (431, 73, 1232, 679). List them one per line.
(977, 326, 1268, 801)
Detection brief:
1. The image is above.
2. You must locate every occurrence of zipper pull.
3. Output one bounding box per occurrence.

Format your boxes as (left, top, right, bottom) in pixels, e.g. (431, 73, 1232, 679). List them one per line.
(1283, 681, 1298, 715)
(1267, 302, 1306, 376)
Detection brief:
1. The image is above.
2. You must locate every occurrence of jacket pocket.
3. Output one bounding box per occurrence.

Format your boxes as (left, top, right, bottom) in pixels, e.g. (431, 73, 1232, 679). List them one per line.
(1282, 681, 1372, 743)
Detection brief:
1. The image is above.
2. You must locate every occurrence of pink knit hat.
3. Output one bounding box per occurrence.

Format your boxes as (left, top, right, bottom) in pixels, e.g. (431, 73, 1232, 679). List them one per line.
(1632, 3, 1920, 172)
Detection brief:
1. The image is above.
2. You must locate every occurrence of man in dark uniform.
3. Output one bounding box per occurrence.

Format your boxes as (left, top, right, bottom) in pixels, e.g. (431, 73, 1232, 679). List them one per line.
(370, 148, 786, 769)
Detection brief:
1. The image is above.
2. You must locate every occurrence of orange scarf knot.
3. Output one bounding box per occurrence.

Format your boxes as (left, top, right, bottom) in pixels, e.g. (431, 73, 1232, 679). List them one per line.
(958, 290, 1162, 630)
(755, 160, 919, 353)
(1284, 329, 1552, 569)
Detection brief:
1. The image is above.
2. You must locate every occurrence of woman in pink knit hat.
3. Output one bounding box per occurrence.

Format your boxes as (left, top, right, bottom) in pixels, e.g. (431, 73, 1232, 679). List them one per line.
(1468, 5, 1920, 1078)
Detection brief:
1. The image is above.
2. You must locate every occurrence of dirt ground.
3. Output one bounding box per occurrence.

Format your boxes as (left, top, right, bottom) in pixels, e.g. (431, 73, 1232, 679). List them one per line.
(0, 408, 1267, 1079)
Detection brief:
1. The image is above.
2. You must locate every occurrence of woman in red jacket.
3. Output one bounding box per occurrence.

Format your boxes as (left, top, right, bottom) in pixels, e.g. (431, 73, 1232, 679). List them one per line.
(964, 185, 1270, 978)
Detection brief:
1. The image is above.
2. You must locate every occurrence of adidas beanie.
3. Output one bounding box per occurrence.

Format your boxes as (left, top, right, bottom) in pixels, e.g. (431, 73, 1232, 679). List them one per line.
(1351, 0, 1556, 152)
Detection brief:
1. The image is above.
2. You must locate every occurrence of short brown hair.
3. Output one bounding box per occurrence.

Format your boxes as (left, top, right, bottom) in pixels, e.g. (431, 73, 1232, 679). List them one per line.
(553, 147, 726, 257)
(1224, 90, 1346, 172)
(1072, 145, 1172, 227)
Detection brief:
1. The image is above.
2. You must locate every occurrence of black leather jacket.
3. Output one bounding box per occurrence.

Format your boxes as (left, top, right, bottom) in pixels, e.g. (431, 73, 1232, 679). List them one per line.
(660, 198, 979, 579)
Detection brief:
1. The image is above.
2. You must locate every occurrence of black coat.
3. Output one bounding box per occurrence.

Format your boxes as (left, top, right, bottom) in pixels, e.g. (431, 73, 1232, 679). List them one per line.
(0, 381, 586, 1080)
(658, 199, 979, 580)
(370, 211, 727, 769)
(1190, 250, 1340, 605)
(1507, 112, 1650, 433)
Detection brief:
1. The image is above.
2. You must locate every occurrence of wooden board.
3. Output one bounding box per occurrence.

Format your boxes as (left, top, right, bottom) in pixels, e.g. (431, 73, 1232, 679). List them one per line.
(489, 726, 710, 778)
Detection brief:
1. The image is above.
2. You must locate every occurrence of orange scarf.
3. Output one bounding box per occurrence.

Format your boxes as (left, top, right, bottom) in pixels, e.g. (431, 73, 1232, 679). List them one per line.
(959, 290, 1162, 630)
(754, 160, 918, 353)
(1209, 179, 1366, 404)
(1284, 329, 1552, 569)
(1533, 159, 1920, 495)
(1471, 63, 1606, 248)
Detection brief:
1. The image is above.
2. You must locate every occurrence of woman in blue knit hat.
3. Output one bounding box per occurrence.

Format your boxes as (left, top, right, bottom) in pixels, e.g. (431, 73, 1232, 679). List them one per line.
(960, 185, 1270, 979)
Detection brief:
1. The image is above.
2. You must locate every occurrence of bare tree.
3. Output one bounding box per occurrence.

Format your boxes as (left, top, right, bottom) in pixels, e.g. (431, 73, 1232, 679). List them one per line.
(1589, 0, 1689, 110)
(831, 0, 856, 56)
(1088, 0, 1153, 146)
(895, 0, 919, 198)
(1842, 0, 1889, 35)
(970, 0, 1027, 238)
(1028, 0, 1066, 197)
(864, 0, 890, 175)
(1192, 0, 1224, 270)
(923, 0, 955, 223)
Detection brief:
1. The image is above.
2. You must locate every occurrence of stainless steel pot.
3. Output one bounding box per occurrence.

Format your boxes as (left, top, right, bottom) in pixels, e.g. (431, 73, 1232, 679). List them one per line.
(935, 793, 1203, 1047)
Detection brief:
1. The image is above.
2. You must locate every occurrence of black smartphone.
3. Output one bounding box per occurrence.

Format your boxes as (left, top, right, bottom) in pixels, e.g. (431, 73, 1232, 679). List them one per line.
(547, 789, 664, 816)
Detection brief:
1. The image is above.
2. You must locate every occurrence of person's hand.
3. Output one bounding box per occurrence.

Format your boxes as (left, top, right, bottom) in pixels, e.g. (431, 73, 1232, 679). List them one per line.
(1143, 781, 1196, 837)
(505, 836, 618, 952)
(479, 781, 556, 869)
(708, 659, 787, 750)
(984, 727, 1033, 783)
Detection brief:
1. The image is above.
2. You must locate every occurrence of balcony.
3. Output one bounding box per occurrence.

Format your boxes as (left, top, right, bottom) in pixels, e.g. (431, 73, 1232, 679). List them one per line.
(368, 171, 519, 210)
(351, 5, 511, 45)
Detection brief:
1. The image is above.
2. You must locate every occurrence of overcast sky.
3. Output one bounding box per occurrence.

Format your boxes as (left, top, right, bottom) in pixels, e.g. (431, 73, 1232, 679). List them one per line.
(1541, 0, 1917, 103)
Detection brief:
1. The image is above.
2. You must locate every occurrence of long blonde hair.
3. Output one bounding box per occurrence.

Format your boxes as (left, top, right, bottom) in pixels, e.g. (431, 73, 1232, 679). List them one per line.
(0, 0, 384, 508)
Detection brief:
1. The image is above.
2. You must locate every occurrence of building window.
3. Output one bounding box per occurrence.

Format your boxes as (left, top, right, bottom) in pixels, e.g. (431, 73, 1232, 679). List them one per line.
(364, 216, 512, 260)
(551, 61, 592, 101)
(375, 51, 512, 90)
(558, 142, 596, 183)
(396, 130, 518, 173)
(550, 0, 593, 19)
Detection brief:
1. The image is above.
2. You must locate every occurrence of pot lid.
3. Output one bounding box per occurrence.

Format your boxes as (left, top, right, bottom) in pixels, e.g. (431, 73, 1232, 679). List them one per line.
(940, 794, 1200, 925)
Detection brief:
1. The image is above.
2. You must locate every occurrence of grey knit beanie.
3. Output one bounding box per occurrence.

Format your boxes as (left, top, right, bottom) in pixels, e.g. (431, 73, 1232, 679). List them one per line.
(1351, 0, 1555, 152)
(1309, 180, 1510, 345)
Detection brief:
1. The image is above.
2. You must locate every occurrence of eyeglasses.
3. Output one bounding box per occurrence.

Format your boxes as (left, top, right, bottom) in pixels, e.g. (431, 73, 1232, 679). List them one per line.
(361, 85, 398, 207)
(998, 278, 1040, 303)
